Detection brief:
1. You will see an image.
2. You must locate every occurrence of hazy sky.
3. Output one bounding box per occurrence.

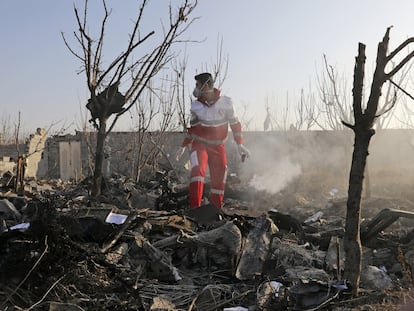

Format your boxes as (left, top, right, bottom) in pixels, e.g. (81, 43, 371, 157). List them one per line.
(1, 0, 414, 134)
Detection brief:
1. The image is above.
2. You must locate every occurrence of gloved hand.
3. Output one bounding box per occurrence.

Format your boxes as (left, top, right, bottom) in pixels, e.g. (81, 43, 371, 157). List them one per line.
(237, 144, 250, 162)
(175, 146, 187, 161)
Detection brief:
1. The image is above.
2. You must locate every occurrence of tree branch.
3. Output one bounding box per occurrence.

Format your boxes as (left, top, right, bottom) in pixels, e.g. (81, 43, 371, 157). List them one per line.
(389, 79, 414, 101)
(385, 37, 414, 63)
(386, 50, 414, 79)
(352, 43, 366, 123)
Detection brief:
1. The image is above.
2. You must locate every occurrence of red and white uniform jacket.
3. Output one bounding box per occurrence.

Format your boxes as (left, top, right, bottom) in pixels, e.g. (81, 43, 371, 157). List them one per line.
(182, 89, 243, 147)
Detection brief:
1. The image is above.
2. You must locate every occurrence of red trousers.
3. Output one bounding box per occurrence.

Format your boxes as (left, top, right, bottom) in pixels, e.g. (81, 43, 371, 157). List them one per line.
(189, 141, 227, 208)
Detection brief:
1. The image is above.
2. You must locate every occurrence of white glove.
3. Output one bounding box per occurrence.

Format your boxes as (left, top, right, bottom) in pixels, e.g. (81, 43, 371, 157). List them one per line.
(175, 146, 187, 161)
(237, 144, 250, 161)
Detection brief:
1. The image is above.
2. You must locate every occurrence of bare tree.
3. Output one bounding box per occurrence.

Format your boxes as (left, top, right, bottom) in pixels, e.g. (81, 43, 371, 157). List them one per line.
(0, 113, 13, 145)
(172, 51, 191, 132)
(395, 95, 414, 127)
(316, 53, 412, 199)
(130, 77, 179, 182)
(293, 88, 319, 130)
(198, 36, 229, 89)
(265, 85, 320, 131)
(264, 93, 286, 131)
(62, 0, 198, 196)
(315, 55, 353, 130)
(0, 112, 29, 146)
(317, 53, 413, 131)
(343, 27, 414, 295)
(238, 102, 254, 131)
(375, 59, 414, 129)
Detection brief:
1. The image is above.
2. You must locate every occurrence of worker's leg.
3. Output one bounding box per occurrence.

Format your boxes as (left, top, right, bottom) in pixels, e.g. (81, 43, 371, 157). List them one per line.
(189, 143, 208, 208)
(208, 144, 227, 208)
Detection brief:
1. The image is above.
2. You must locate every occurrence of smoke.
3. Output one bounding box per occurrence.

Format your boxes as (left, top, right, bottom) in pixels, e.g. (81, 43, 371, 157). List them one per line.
(248, 157, 301, 194)
(230, 129, 414, 203)
(233, 133, 306, 195)
(234, 131, 348, 196)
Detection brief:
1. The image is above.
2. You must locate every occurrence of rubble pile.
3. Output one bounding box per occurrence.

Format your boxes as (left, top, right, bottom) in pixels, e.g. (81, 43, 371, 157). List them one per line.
(0, 171, 414, 310)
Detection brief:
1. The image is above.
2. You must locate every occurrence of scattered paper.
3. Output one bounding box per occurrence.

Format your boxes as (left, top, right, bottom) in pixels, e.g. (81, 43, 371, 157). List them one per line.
(270, 280, 283, 297)
(105, 212, 128, 225)
(8, 222, 30, 231)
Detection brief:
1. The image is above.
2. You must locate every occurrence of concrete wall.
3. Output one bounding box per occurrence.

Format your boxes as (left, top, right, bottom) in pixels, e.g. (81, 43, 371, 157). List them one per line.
(44, 132, 85, 179)
(25, 128, 48, 178)
(0, 144, 26, 160)
(0, 128, 48, 178)
(0, 156, 15, 173)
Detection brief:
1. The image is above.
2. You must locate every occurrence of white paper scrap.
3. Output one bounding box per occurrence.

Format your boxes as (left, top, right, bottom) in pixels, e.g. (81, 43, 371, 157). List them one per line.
(270, 280, 283, 297)
(105, 212, 128, 225)
(9, 223, 30, 231)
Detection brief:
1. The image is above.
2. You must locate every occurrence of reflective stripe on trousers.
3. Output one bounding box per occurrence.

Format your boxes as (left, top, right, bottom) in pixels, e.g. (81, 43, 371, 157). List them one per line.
(189, 141, 227, 208)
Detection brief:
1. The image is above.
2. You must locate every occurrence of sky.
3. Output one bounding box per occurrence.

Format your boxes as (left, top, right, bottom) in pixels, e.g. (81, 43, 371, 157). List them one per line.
(1, 0, 414, 135)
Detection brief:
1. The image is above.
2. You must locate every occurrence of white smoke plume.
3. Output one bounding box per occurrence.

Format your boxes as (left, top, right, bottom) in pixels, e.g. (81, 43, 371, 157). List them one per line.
(248, 157, 301, 194)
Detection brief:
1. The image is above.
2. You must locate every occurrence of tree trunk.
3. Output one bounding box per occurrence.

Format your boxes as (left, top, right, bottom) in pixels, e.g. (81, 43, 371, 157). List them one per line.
(343, 42, 366, 296)
(344, 29, 394, 296)
(344, 128, 373, 295)
(91, 118, 107, 196)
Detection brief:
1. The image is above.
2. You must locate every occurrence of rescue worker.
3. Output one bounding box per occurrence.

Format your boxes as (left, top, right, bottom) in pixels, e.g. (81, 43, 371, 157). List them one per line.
(176, 72, 250, 209)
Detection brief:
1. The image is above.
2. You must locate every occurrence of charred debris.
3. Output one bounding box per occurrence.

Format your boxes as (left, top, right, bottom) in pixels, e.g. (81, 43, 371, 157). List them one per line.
(0, 168, 414, 311)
